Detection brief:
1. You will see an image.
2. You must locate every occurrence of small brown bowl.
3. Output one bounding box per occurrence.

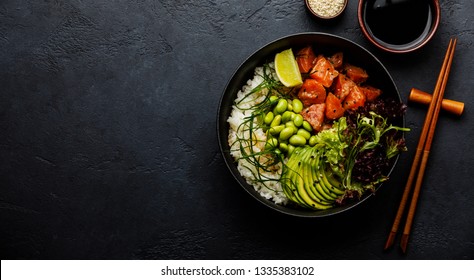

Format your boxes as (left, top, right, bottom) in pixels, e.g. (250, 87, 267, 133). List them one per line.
(305, 0, 348, 20)
(358, 0, 440, 53)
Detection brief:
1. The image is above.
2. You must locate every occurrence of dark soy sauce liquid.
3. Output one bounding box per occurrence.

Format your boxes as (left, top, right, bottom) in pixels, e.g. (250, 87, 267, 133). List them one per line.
(363, 0, 433, 48)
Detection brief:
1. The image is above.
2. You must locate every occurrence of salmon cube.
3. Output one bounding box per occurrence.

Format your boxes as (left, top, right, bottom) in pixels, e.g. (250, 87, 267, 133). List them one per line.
(325, 93, 345, 120)
(344, 64, 369, 84)
(309, 55, 339, 88)
(296, 46, 317, 74)
(360, 85, 382, 102)
(328, 52, 344, 70)
(343, 85, 366, 110)
(301, 103, 326, 132)
(298, 79, 327, 107)
(333, 74, 356, 101)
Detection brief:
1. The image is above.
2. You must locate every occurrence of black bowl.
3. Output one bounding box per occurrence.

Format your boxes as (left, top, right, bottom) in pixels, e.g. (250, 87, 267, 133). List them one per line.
(217, 32, 404, 217)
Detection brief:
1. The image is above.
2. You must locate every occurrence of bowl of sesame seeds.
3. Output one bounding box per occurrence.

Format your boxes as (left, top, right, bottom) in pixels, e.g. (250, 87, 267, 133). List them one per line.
(305, 0, 348, 19)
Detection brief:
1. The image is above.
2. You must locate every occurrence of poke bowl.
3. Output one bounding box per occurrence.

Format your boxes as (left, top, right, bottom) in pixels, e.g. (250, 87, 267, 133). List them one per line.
(217, 33, 407, 217)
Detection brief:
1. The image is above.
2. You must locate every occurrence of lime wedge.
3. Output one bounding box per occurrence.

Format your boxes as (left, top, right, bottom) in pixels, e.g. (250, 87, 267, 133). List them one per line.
(274, 49, 303, 88)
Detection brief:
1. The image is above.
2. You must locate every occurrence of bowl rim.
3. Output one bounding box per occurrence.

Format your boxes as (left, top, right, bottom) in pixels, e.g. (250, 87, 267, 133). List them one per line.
(357, 0, 441, 54)
(217, 32, 404, 217)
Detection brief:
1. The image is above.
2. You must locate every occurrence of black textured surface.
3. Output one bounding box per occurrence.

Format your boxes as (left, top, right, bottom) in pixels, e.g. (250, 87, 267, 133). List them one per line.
(1, 0, 473, 260)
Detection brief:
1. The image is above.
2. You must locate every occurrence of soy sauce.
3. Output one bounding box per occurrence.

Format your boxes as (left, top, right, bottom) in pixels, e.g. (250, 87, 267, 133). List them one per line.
(363, 0, 433, 48)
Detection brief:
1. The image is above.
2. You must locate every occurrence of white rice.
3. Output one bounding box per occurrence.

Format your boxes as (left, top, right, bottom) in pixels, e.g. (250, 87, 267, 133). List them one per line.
(227, 64, 288, 205)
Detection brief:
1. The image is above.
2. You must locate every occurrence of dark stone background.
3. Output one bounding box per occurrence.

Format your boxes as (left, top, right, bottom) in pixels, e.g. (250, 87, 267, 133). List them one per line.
(1, 0, 473, 259)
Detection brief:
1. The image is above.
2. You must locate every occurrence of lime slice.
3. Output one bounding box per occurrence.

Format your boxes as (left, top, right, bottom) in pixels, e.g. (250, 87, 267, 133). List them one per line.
(274, 49, 303, 88)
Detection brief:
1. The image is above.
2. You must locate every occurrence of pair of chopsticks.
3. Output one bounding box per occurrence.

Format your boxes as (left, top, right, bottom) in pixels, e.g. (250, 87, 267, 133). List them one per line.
(384, 38, 457, 253)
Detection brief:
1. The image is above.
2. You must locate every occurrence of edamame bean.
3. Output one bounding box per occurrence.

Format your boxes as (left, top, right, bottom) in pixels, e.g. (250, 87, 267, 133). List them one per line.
(287, 144, 295, 156)
(293, 114, 304, 127)
(273, 106, 279, 116)
(269, 125, 285, 135)
(302, 120, 313, 132)
(279, 142, 289, 153)
(287, 103, 293, 112)
(275, 99, 288, 114)
(264, 111, 274, 125)
(289, 134, 307, 146)
(292, 99, 303, 113)
(297, 128, 311, 140)
(270, 114, 281, 127)
(309, 135, 317, 146)
(279, 127, 295, 141)
(281, 111, 293, 123)
(269, 95, 278, 103)
(285, 121, 296, 129)
(290, 112, 296, 121)
(265, 137, 279, 150)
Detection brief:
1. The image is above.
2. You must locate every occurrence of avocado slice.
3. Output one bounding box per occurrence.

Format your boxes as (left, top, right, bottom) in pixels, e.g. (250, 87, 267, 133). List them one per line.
(281, 147, 334, 210)
(320, 167, 345, 196)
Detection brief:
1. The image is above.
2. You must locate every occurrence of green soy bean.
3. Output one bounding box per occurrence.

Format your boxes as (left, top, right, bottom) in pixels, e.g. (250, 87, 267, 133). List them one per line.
(264, 111, 274, 125)
(273, 106, 279, 116)
(292, 99, 303, 113)
(290, 112, 296, 121)
(265, 137, 279, 150)
(302, 120, 313, 132)
(275, 99, 288, 114)
(269, 125, 285, 135)
(279, 127, 295, 141)
(270, 114, 281, 127)
(289, 134, 307, 146)
(297, 128, 311, 140)
(269, 95, 278, 103)
(279, 142, 289, 153)
(281, 111, 293, 123)
(285, 121, 296, 129)
(309, 135, 317, 146)
(287, 144, 295, 156)
(293, 114, 304, 127)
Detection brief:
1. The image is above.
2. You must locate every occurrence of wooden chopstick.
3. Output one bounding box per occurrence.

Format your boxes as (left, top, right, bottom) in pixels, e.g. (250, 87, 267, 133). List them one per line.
(384, 38, 457, 252)
(399, 38, 457, 252)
